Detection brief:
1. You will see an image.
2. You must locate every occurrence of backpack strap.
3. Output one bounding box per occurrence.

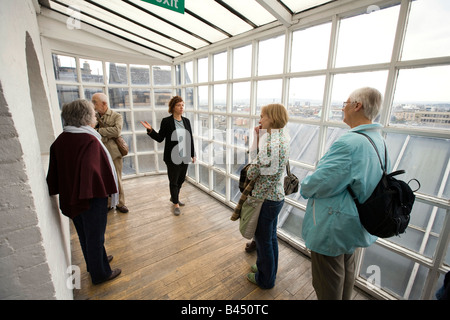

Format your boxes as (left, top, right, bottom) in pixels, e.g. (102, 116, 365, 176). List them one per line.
(352, 131, 387, 173)
(347, 131, 388, 204)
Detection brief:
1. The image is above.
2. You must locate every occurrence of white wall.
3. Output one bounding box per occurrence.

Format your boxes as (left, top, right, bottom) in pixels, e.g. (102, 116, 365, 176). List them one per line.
(0, 0, 72, 300)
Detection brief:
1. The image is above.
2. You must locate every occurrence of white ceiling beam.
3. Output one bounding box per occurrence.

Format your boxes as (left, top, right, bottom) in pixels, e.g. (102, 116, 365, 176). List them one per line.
(255, 0, 293, 28)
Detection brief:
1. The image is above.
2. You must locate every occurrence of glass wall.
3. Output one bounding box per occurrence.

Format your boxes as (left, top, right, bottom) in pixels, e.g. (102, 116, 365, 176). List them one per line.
(171, 0, 450, 300)
(52, 0, 449, 300)
(52, 54, 173, 176)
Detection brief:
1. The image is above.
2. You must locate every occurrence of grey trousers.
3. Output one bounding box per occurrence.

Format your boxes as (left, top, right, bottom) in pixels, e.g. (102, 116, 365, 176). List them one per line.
(310, 250, 358, 300)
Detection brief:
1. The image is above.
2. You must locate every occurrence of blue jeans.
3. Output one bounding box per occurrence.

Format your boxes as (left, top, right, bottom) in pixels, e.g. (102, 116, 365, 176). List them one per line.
(254, 199, 284, 289)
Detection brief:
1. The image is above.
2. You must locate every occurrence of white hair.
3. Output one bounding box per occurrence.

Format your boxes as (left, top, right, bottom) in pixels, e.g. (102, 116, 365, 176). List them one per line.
(348, 87, 383, 120)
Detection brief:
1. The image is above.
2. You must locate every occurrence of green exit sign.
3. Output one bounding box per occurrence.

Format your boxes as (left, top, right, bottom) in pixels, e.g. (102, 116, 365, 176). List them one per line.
(141, 0, 185, 14)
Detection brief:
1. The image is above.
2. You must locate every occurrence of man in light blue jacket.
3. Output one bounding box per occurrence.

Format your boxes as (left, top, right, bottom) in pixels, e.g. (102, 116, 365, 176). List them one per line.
(301, 87, 389, 300)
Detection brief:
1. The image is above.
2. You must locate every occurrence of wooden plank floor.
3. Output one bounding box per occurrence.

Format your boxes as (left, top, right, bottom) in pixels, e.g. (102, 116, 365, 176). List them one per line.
(71, 174, 371, 300)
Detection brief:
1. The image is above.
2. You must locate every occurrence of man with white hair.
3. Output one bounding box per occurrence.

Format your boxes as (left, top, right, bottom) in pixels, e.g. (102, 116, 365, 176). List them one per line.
(92, 92, 129, 213)
(300, 87, 389, 300)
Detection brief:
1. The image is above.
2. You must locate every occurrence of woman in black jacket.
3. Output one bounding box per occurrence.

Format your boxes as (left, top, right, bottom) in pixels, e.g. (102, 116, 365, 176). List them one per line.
(141, 96, 195, 216)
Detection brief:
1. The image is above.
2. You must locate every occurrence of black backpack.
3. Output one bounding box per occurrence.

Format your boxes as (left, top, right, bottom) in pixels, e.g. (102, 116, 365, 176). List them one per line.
(347, 132, 420, 238)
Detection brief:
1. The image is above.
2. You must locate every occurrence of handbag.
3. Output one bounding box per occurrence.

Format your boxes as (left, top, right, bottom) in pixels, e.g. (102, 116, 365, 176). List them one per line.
(284, 161, 299, 195)
(239, 195, 264, 239)
(114, 136, 129, 156)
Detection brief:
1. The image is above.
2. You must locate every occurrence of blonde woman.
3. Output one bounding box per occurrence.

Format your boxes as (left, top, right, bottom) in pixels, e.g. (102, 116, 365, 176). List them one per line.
(246, 104, 289, 289)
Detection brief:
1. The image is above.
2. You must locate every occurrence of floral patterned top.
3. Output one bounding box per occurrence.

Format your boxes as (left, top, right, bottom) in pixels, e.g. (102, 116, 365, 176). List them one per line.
(247, 128, 289, 201)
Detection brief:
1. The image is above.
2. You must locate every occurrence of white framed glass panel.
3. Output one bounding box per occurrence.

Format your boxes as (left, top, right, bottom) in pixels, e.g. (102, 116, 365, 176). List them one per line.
(386, 133, 450, 199)
(233, 44, 252, 79)
(330, 71, 388, 122)
(291, 23, 331, 72)
(56, 85, 79, 109)
(213, 143, 226, 170)
(212, 170, 226, 196)
(232, 82, 251, 114)
(288, 76, 326, 120)
(84, 87, 103, 101)
(117, 111, 132, 133)
(108, 87, 130, 109)
(231, 147, 248, 176)
(213, 115, 226, 144)
(136, 133, 154, 152)
(198, 57, 208, 83)
(287, 122, 320, 166)
(401, 0, 450, 61)
(258, 35, 285, 76)
(278, 204, 305, 239)
(138, 154, 156, 174)
(185, 87, 194, 110)
(153, 65, 171, 86)
(133, 110, 153, 133)
(231, 116, 250, 148)
(106, 62, 128, 85)
(256, 79, 283, 114)
(198, 114, 209, 139)
(132, 88, 151, 109)
(198, 85, 209, 111)
(154, 89, 172, 109)
(131, 64, 150, 85)
(185, 61, 194, 84)
(390, 66, 450, 130)
(81, 59, 103, 83)
(52, 54, 78, 82)
(360, 243, 429, 299)
(213, 51, 227, 81)
(123, 156, 136, 175)
(199, 164, 210, 188)
(230, 178, 241, 204)
(213, 84, 227, 112)
(335, 5, 399, 67)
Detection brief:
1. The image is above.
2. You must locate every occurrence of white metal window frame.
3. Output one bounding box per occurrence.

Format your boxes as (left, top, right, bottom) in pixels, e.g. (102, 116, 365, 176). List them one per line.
(46, 0, 450, 300)
(172, 0, 450, 300)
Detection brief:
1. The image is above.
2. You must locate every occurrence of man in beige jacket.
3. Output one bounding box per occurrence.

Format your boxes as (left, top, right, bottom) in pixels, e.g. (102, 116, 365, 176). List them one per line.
(92, 92, 128, 213)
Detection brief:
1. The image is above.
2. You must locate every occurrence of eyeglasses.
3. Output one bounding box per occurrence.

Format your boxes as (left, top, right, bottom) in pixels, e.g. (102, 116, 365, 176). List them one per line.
(342, 101, 357, 108)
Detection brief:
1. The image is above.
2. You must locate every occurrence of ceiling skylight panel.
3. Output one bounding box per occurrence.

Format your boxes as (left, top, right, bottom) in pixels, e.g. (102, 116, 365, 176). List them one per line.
(187, 0, 254, 36)
(281, 0, 333, 14)
(49, 1, 183, 57)
(222, 0, 277, 26)
(91, 0, 209, 49)
(55, 0, 192, 54)
(127, 0, 228, 43)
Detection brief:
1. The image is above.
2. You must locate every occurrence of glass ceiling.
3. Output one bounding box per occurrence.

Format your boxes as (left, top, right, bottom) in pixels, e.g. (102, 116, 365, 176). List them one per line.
(39, 0, 334, 60)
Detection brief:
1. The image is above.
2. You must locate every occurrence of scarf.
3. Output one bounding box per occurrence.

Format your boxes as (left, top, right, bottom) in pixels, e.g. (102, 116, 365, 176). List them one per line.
(63, 125, 119, 207)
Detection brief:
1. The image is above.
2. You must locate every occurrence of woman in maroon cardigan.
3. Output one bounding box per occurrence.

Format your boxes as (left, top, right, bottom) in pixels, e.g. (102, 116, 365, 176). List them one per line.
(46, 99, 121, 285)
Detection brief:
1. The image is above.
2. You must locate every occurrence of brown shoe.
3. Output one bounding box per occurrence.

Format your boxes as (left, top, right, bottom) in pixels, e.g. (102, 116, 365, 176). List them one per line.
(116, 205, 129, 213)
(245, 240, 256, 253)
(107, 255, 113, 263)
(93, 268, 121, 285)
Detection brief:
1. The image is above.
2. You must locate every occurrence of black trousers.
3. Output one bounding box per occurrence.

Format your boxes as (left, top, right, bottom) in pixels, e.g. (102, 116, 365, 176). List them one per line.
(72, 197, 112, 284)
(166, 162, 188, 204)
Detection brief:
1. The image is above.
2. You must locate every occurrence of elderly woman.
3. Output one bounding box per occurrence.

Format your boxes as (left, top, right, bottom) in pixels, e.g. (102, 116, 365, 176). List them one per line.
(300, 87, 388, 299)
(46, 99, 121, 285)
(246, 103, 289, 289)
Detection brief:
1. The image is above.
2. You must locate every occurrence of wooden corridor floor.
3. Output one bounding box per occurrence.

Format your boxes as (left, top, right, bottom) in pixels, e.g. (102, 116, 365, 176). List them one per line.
(71, 174, 371, 300)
